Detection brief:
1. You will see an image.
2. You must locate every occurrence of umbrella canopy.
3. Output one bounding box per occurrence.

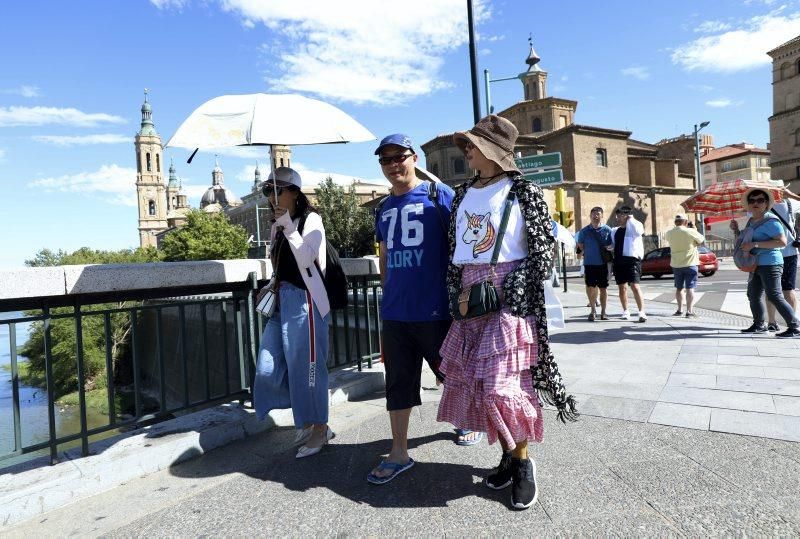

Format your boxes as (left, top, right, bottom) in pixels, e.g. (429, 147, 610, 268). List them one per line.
(551, 219, 576, 250)
(680, 179, 784, 215)
(166, 93, 375, 149)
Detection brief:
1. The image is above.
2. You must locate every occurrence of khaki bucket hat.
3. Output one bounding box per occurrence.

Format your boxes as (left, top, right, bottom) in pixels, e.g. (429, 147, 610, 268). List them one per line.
(453, 114, 521, 174)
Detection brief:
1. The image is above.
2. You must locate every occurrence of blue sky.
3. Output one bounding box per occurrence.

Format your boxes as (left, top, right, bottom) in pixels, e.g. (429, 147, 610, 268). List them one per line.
(2, 0, 799, 268)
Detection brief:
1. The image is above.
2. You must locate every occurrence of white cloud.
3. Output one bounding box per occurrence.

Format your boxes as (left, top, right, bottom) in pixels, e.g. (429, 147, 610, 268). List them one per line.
(149, 0, 188, 9)
(207, 0, 491, 105)
(1, 85, 41, 98)
(706, 97, 743, 107)
(621, 66, 651, 80)
(484, 34, 505, 42)
(0, 148, 5, 161)
(688, 83, 714, 92)
(236, 164, 259, 183)
(0, 106, 126, 127)
(479, 48, 492, 56)
(672, 12, 800, 72)
(695, 20, 732, 33)
(29, 164, 138, 206)
(32, 134, 131, 146)
(290, 161, 388, 188)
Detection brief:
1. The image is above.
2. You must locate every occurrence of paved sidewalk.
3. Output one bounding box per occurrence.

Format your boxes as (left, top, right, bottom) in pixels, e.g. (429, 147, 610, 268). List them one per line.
(6, 286, 800, 536)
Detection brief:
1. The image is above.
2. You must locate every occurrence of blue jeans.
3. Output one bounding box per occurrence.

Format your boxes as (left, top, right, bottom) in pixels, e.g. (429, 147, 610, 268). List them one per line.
(253, 283, 331, 428)
(747, 264, 799, 328)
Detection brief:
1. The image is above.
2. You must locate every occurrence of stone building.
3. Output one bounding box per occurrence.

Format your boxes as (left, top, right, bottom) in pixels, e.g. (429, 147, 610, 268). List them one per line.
(768, 35, 800, 191)
(135, 91, 191, 248)
(700, 143, 771, 187)
(199, 156, 243, 212)
(421, 41, 698, 236)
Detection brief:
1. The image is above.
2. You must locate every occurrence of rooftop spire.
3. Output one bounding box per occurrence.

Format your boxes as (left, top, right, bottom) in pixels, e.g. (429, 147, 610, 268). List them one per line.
(525, 34, 543, 72)
(138, 87, 158, 136)
(168, 157, 178, 188)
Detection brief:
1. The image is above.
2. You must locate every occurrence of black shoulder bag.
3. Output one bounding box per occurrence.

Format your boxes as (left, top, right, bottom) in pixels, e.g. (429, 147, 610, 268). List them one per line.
(589, 226, 613, 263)
(451, 186, 516, 320)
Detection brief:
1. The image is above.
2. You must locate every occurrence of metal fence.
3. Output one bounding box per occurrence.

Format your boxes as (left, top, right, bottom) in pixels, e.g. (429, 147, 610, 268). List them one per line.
(1, 271, 383, 469)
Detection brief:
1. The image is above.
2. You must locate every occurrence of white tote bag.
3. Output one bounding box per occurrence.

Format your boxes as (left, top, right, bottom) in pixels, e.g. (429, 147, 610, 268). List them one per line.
(543, 279, 565, 330)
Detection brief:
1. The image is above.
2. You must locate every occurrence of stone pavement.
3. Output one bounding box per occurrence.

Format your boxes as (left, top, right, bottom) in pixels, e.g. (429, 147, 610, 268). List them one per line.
(5, 286, 800, 536)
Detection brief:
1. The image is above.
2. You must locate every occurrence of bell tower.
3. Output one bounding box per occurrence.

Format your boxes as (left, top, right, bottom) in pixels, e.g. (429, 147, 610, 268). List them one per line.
(520, 36, 548, 101)
(135, 89, 168, 247)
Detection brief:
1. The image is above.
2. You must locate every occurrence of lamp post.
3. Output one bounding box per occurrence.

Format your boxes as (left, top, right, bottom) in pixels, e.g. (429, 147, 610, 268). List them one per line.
(483, 69, 521, 116)
(693, 121, 710, 236)
(467, 0, 481, 124)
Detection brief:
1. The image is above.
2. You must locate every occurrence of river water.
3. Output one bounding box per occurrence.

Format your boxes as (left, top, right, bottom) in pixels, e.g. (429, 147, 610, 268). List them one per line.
(0, 311, 108, 461)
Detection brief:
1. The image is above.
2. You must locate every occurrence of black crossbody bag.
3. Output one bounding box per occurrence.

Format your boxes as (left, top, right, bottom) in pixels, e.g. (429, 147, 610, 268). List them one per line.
(451, 187, 516, 320)
(589, 226, 613, 263)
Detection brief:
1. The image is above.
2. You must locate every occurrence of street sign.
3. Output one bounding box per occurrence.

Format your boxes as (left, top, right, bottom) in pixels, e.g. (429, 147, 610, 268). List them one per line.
(515, 152, 561, 172)
(523, 169, 563, 187)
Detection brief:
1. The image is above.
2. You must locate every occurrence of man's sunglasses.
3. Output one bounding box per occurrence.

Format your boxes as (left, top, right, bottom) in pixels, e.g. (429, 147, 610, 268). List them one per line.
(378, 153, 414, 166)
(747, 197, 767, 205)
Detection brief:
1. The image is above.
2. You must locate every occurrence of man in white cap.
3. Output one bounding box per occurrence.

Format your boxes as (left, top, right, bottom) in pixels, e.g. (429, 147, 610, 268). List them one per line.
(666, 213, 705, 317)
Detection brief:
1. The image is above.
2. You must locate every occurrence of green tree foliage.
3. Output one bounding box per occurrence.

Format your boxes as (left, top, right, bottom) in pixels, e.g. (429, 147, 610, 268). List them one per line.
(159, 210, 249, 261)
(314, 176, 376, 257)
(21, 247, 156, 400)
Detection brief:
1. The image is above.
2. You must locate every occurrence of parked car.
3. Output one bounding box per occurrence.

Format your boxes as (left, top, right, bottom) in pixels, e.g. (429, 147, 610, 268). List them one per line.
(640, 246, 719, 279)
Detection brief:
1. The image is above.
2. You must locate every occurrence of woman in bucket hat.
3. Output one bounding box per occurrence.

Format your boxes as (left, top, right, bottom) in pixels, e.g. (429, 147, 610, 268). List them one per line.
(738, 187, 800, 337)
(436, 115, 578, 510)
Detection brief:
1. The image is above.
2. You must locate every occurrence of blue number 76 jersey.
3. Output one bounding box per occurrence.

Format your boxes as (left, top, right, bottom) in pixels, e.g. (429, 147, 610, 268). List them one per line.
(375, 182, 454, 321)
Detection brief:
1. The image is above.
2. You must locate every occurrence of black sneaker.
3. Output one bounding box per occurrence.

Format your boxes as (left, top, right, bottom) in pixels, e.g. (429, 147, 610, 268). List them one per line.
(510, 458, 538, 510)
(776, 327, 800, 338)
(741, 324, 768, 334)
(485, 451, 512, 490)
(767, 323, 780, 332)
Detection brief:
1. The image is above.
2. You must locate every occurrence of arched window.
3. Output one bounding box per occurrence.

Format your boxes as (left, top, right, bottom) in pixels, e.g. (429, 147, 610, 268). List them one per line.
(148, 200, 156, 216)
(595, 148, 607, 167)
(156, 154, 160, 172)
(431, 163, 439, 177)
(524, 83, 530, 100)
(532, 117, 542, 132)
(280, 158, 284, 167)
(146, 152, 152, 172)
(453, 157, 466, 175)
(781, 62, 791, 80)
(171, 196, 176, 207)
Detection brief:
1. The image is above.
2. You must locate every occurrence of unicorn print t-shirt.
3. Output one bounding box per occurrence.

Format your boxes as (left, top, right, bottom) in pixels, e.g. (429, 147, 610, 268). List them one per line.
(453, 178, 526, 265)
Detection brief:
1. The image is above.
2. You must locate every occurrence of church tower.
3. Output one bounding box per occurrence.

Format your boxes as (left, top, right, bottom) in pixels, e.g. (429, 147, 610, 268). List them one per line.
(166, 158, 180, 211)
(496, 38, 577, 136)
(135, 89, 168, 248)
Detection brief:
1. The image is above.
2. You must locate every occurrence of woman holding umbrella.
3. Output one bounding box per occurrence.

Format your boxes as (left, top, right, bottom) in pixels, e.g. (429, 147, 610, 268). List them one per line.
(436, 115, 577, 510)
(738, 188, 800, 337)
(253, 167, 335, 457)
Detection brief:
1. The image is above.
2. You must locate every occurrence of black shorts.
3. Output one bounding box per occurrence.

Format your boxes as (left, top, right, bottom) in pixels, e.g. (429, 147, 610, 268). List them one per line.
(382, 320, 450, 411)
(613, 258, 642, 285)
(782, 255, 798, 291)
(584, 264, 609, 288)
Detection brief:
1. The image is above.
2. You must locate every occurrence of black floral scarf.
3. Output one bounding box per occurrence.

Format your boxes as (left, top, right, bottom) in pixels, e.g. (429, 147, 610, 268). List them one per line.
(446, 173, 579, 423)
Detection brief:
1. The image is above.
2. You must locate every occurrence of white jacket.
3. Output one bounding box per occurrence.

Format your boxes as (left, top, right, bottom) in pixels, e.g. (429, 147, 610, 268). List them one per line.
(271, 211, 330, 318)
(611, 216, 645, 260)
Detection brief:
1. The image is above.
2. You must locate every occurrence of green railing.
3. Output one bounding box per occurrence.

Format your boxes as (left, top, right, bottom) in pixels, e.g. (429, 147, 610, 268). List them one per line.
(0, 271, 383, 469)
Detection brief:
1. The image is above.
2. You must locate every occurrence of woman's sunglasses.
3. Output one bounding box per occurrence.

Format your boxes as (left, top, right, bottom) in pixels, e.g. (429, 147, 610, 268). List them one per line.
(747, 197, 767, 205)
(262, 184, 295, 198)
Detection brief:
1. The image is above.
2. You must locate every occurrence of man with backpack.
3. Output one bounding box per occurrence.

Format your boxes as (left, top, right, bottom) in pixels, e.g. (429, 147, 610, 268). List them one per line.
(575, 206, 612, 321)
(367, 134, 457, 485)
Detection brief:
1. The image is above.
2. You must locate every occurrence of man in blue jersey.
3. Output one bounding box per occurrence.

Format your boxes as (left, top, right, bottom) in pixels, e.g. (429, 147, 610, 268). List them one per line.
(367, 134, 456, 485)
(575, 206, 613, 321)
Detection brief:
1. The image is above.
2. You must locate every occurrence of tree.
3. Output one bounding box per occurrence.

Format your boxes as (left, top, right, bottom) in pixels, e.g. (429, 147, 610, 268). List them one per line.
(314, 176, 375, 257)
(159, 210, 249, 261)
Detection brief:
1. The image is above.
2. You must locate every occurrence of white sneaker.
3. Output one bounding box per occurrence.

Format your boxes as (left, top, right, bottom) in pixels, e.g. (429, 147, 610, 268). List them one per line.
(621, 310, 630, 320)
(638, 312, 648, 323)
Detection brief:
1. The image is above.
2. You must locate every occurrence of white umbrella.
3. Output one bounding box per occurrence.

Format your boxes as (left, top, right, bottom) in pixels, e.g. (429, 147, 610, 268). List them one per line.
(165, 92, 375, 208)
(166, 93, 375, 151)
(550, 220, 576, 250)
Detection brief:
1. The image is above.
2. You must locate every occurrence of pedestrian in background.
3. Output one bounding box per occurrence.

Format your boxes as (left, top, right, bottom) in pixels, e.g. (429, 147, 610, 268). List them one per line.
(575, 206, 612, 321)
(609, 206, 647, 322)
(764, 187, 800, 331)
(666, 213, 705, 318)
(738, 188, 800, 337)
(437, 115, 577, 510)
(253, 167, 334, 459)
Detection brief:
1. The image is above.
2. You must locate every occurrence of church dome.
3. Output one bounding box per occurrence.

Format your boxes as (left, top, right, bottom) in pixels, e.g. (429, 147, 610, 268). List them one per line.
(200, 185, 242, 208)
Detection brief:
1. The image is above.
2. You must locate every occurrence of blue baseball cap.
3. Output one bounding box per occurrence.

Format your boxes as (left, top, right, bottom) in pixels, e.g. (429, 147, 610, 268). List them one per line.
(374, 133, 414, 155)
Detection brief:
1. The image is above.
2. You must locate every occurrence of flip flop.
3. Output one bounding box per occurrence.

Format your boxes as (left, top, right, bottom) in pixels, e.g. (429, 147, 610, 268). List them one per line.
(455, 428, 484, 446)
(367, 458, 415, 485)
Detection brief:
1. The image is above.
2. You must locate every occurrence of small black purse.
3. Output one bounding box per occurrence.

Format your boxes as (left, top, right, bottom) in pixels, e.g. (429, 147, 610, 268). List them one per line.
(451, 187, 516, 320)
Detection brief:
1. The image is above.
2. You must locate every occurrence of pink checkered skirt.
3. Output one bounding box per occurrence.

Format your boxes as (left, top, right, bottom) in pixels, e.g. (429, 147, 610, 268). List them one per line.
(436, 260, 544, 448)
